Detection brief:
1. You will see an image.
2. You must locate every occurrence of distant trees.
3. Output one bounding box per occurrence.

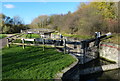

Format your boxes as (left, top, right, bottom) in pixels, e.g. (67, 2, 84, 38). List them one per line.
(0, 14, 26, 34)
(30, 15, 49, 28)
(30, 2, 119, 36)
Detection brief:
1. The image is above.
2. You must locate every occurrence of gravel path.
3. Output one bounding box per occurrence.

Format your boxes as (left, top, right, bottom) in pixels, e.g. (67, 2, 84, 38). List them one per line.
(0, 37, 7, 49)
(0, 34, 15, 49)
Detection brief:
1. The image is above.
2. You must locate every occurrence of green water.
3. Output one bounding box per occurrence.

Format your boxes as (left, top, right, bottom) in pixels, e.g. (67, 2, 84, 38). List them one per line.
(81, 68, 120, 81)
(80, 58, 119, 81)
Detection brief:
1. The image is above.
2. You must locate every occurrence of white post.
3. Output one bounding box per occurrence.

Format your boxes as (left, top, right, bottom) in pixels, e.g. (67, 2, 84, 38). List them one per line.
(22, 39, 25, 49)
(42, 38, 45, 51)
(63, 39, 66, 54)
(7, 38, 10, 48)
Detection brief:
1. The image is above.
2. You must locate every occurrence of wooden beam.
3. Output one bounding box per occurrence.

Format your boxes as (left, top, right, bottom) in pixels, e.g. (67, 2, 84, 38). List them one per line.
(22, 39, 35, 41)
(63, 39, 66, 54)
(42, 38, 45, 51)
(7, 38, 10, 48)
(11, 43, 63, 48)
(22, 39, 25, 49)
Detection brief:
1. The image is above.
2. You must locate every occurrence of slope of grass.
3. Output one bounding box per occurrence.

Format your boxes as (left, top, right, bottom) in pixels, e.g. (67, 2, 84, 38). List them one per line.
(0, 34, 7, 39)
(102, 33, 120, 45)
(2, 45, 76, 79)
(21, 34, 40, 38)
(13, 34, 41, 43)
(62, 33, 120, 44)
(62, 34, 92, 39)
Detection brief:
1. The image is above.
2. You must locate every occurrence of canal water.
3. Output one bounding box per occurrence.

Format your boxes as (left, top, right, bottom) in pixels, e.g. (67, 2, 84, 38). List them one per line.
(80, 68, 120, 81)
(80, 58, 120, 81)
(62, 58, 120, 81)
(80, 58, 115, 70)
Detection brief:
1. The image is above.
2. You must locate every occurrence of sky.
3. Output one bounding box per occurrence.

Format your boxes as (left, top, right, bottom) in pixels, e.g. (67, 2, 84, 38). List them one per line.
(1, 2, 80, 24)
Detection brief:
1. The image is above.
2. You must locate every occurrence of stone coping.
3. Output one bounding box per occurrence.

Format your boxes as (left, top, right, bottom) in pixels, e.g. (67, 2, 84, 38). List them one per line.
(80, 64, 120, 75)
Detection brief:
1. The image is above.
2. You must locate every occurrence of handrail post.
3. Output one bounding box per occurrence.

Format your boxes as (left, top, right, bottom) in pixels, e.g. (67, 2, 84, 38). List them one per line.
(42, 38, 45, 51)
(34, 38, 36, 45)
(54, 39, 56, 48)
(63, 39, 66, 54)
(22, 39, 25, 49)
(7, 38, 10, 48)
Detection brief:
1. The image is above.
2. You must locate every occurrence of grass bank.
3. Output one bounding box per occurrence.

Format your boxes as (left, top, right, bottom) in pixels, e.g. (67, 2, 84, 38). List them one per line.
(59, 33, 120, 44)
(13, 34, 40, 43)
(62, 34, 92, 39)
(103, 33, 120, 45)
(21, 34, 40, 38)
(0, 34, 7, 39)
(2, 45, 76, 79)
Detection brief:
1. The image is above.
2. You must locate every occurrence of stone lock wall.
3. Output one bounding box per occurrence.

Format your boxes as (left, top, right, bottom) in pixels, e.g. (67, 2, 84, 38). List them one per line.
(99, 42, 120, 63)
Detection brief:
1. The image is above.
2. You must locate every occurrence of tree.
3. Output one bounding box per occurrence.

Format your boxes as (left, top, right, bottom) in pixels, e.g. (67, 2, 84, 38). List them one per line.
(0, 14, 13, 33)
(30, 15, 49, 28)
(30, 2, 119, 36)
(0, 13, 25, 33)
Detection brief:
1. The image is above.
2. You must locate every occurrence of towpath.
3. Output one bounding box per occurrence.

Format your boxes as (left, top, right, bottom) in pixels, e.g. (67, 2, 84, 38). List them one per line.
(0, 34, 14, 49)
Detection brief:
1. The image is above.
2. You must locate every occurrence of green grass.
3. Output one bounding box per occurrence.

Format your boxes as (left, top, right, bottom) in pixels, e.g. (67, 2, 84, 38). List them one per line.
(61, 33, 120, 44)
(13, 34, 40, 43)
(0, 34, 7, 39)
(62, 33, 92, 39)
(21, 34, 40, 38)
(13, 39, 34, 44)
(2, 45, 76, 79)
(102, 33, 120, 45)
(13, 39, 22, 43)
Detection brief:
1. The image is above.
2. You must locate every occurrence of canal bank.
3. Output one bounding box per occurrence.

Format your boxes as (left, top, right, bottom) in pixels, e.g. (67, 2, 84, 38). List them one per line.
(80, 42, 120, 75)
(100, 42, 120, 63)
(62, 42, 120, 80)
